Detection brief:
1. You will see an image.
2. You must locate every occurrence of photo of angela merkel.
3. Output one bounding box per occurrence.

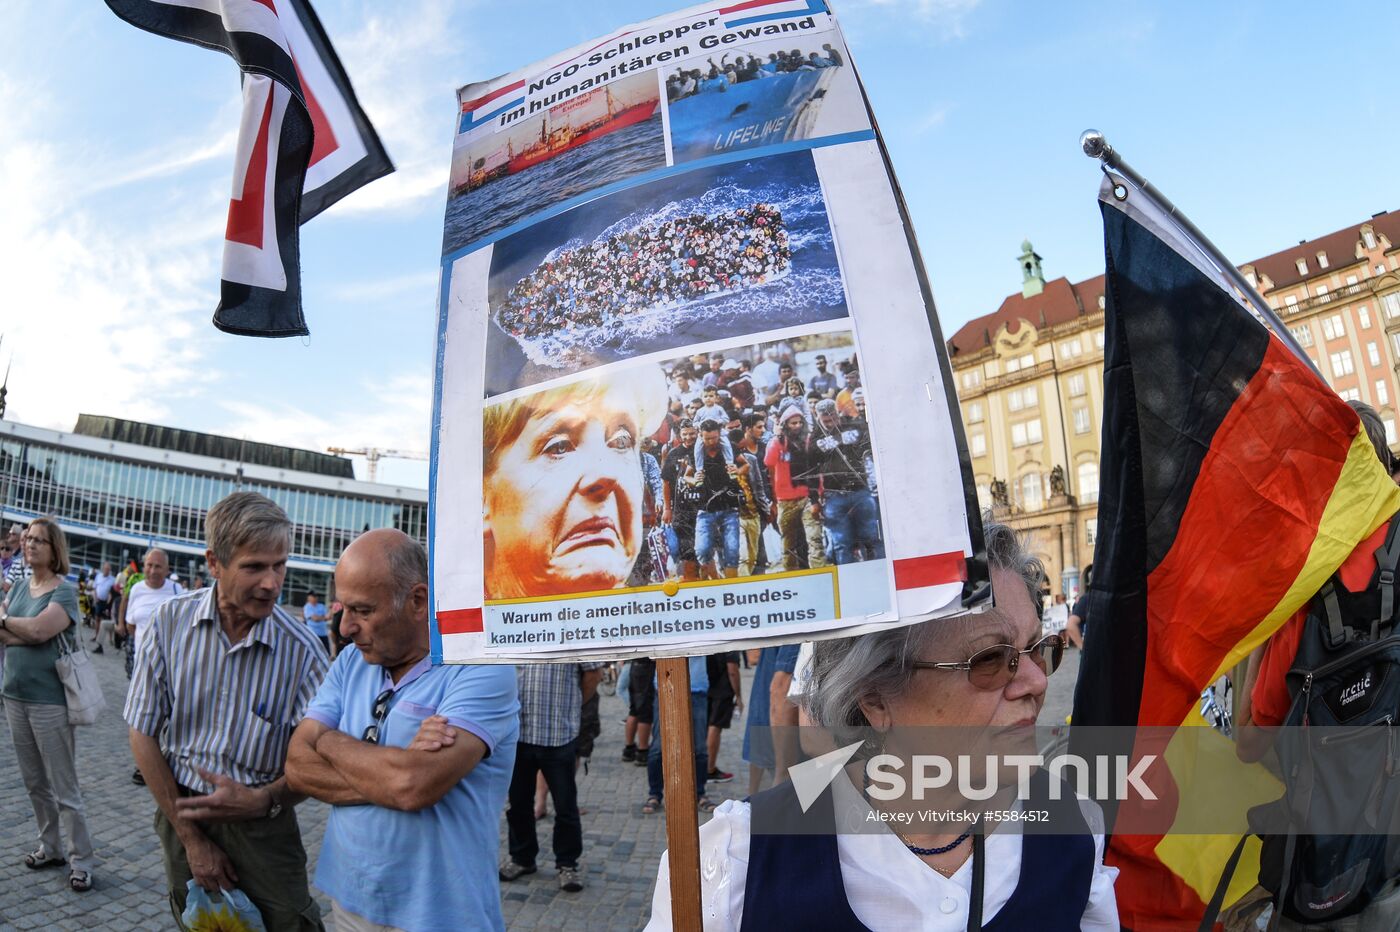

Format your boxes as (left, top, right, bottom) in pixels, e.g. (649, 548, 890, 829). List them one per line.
(483, 366, 666, 599)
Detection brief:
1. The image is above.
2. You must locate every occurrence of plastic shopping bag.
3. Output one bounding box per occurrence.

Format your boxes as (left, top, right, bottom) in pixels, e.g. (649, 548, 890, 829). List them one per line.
(181, 879, 267, 932)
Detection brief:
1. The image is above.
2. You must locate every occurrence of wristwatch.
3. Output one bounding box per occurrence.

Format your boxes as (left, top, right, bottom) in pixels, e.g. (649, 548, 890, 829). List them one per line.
(266, 788, 283, 820)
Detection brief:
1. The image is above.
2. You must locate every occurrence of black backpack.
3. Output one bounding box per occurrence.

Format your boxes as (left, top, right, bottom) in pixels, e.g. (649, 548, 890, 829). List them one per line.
(1251, 514, 1400, 925)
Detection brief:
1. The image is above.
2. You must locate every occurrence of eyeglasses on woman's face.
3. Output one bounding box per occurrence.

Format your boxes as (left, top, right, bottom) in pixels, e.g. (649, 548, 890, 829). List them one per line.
(22, 535, 51, 548)
(910, 633, 1065, 691)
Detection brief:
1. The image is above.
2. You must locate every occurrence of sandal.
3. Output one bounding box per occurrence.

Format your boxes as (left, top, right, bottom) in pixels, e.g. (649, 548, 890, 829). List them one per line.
(23, 850, 64, 870)
(69, 869, 92, 892)
(642, 796, 662, 815)
(697, 796, 718, 813)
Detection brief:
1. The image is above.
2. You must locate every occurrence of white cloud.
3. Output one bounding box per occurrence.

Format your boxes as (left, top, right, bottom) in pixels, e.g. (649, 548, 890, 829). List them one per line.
(326, 270, 440, 304)
(215, 370, 433, 484)
(0, 70, 217, 432)
(847, 0, 983, 39)
(319, 0, 474, 217)
(75, 123, 240, 199)
(916, 103, 954, 134)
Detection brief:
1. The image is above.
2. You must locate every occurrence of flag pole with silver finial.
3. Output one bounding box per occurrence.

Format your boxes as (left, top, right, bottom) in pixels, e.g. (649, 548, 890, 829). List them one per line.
(1079, 129, 1319, 374)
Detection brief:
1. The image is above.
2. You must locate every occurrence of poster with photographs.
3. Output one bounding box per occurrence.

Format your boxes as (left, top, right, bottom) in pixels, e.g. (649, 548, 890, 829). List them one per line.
(430, 0, 985, 663)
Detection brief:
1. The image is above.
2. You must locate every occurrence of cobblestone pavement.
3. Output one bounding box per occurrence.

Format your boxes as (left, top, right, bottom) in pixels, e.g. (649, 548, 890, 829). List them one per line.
(0, 638, 1080, 931)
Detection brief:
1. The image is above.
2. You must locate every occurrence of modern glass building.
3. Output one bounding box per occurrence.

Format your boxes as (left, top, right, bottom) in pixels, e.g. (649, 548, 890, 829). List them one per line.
(0, 416, 428, 604)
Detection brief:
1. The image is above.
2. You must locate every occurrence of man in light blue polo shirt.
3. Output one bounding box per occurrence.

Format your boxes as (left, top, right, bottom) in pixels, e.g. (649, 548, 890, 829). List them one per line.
(286, 529, 518, 932)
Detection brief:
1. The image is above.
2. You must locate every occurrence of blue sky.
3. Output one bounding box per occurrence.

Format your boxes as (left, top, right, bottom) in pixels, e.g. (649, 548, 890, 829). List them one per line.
(4, 0, 1397, 489)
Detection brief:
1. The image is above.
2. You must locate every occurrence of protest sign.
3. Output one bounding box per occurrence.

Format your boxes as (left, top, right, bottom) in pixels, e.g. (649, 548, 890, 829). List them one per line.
(429, 0, 984, 663)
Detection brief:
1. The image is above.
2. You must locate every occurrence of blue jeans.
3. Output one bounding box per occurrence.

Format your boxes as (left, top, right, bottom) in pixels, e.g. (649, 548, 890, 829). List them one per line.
(822, 489, 883, 565)
(695, 509, 740, 569)
(647, 692, 709, 801)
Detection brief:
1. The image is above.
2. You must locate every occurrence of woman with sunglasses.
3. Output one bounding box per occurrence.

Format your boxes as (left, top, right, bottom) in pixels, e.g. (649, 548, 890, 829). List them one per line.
(645, 520, 1119, 930)
(0, 517, 97, 893)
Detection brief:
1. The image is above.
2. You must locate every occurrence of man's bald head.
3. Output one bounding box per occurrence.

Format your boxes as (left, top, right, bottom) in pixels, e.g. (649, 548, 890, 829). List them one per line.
(335, 529, 430, 669)
(338, 529, 427, 610)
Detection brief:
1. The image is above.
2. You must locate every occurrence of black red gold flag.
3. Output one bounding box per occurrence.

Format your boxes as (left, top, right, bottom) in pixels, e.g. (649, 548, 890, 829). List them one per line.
(1071, 172, 1400, 928)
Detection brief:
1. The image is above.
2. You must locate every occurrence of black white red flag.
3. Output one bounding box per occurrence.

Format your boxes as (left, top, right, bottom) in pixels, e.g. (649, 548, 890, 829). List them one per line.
(106, 0, 394, 337)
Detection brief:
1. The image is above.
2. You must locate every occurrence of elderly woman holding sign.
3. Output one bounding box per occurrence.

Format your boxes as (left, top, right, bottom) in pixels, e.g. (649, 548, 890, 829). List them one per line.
(645, 521, 1119, 930)
(483, 366, 666, 600)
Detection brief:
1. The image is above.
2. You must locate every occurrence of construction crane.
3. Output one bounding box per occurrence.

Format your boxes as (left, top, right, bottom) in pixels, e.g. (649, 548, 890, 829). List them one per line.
(326, 446, 428, 482)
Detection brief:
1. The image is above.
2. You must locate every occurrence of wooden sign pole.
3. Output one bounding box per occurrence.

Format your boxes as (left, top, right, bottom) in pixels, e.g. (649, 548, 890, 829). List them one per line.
(656, 656, 702, 931)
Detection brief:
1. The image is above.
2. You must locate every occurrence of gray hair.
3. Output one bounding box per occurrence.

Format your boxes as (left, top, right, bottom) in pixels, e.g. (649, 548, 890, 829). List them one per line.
(205, 492, 292, 566)
(385, 534, 429, 611)
(804, 518, 1045, 737)
(1348, 400, 1395, 474)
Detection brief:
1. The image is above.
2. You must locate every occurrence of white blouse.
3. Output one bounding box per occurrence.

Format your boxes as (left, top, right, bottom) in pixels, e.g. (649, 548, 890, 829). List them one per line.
(646, 775, 1120, 931)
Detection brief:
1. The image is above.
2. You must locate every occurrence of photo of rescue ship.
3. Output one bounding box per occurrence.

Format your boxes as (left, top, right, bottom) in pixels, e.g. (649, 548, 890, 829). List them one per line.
(455, 80, 660, 194)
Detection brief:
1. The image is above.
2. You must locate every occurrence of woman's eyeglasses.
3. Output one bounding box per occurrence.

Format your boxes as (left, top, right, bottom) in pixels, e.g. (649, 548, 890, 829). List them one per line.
(361, 688, 394, 744)
(911, 634, 1065, 691)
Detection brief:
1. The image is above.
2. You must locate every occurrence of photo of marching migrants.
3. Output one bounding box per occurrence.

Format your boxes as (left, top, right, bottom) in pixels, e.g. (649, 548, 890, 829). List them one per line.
(480, 330, 882, 602)
(665, 31, 868, 164)
(443, 70, 666, 253)
(482, 149, 850, 396)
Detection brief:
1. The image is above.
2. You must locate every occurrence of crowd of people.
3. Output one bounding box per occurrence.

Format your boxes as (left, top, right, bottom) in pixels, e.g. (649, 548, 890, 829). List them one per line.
(634, 347, 882, 583)
(0, 496, 830, 930)
(495, 204, 790, 341)
(11, 407, 1400, 930)
(665, 43, 846, 100)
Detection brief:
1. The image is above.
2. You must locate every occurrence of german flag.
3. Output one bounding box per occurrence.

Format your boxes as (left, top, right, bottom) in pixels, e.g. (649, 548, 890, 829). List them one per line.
(1070, 175, 1400, 929)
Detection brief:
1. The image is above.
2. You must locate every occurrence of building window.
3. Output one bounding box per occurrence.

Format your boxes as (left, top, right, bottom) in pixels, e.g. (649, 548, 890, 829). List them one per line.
(1289, 325, 1313, 347)
(1285, 295, 1298, 309)
(1296, 258, 1309, 276)
(1077, 461, 1099, 503)
(1060, 339, 1082, 359)
(1245, 271, 1257, 287)
(1369, 342, 1382, 367)
(1097, 295, 1106, 310)
(1331, 350, 1355, 377)
(1073, 406, 1091, 434)
(976, 483, 990, 510)
(1068, 373, 1086, 397)
(1322, 314, 1346, 340)
(1086, 519, 1098, 546)
(1020, 473, 1043, 511)
(1316, 285, 1330, 302)
(1008, 386, 1038, 412)
(1360, 305, 1372, 329)
(1387, 418, 1398, 447)
(967, 401, 984, 423)
(1384, 294, 1400, 319)
(969, 432, 986, 457)
(1365, 229, 1378, 250)
(1011, 420, 1043, 447)
(1317, 251, 1329, 269)
(962, 370, 982, 390)
(1340, 387, 1361, 402)
(1392, 333, 1400, 359)
(1093, 331, 1105, 350)
(1377, 380, 1390, 406)
(1005, 352, 1036, 373)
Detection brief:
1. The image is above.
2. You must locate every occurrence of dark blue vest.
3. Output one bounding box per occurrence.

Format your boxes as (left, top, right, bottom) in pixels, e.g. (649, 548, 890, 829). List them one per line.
(739, 770, 1095, 931)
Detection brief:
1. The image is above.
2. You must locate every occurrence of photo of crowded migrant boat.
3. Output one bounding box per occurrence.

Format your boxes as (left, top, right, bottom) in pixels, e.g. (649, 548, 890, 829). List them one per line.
(482, 151, 850, 396)
(666, 35, 869, 163)
(444, 71, 666, 253)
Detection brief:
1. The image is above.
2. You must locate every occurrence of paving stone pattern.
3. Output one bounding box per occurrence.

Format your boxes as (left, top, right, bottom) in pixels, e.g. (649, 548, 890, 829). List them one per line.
(0, 639, 1081, 931)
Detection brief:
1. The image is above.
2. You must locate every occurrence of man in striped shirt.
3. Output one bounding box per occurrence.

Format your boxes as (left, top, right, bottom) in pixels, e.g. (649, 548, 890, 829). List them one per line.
(125, 492, 329, 931)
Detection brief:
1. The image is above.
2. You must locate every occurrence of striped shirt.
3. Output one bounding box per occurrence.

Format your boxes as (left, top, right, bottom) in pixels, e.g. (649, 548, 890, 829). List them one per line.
(516, 662, 601, 747)
(124, 585, 329, 792)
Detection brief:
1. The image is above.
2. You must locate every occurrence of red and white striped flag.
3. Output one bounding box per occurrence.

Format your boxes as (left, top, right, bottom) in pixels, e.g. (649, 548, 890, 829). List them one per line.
(106, 0, 394, 337)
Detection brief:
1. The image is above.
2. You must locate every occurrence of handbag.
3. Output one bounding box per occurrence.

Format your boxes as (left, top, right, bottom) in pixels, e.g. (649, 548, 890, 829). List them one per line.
(54, 628, 106, 726)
